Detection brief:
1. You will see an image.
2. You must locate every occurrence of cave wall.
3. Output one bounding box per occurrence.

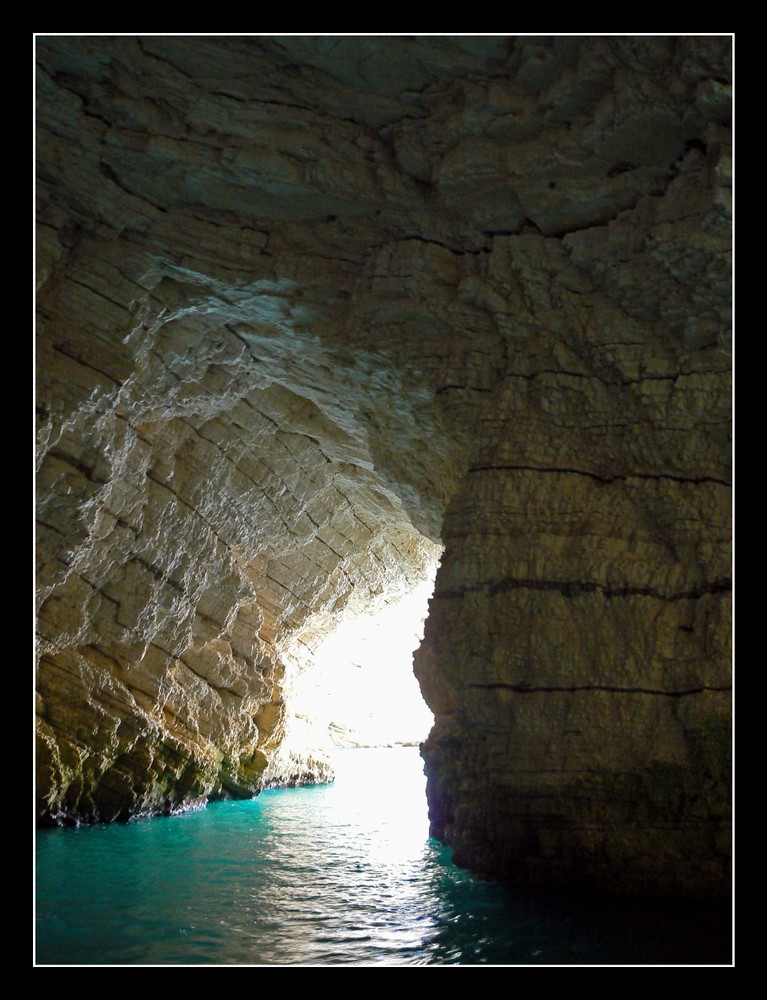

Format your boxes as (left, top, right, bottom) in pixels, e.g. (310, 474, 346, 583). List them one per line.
(416, 202, 731, 899)
(35, 36, 731, 897)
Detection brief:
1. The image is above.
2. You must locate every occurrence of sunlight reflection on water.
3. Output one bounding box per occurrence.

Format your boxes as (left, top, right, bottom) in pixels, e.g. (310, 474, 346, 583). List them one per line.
(36, 747, 731, 966)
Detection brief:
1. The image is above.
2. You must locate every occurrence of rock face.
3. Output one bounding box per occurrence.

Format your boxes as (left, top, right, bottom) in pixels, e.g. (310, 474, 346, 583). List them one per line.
(36, 36, 730, 897)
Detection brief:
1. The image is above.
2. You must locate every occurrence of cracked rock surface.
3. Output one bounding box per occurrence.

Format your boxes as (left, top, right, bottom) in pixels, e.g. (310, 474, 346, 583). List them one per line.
(36, 36, 730, 898)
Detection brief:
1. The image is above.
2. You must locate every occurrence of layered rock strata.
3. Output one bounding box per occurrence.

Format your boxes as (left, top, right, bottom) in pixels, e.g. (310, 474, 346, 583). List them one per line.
(36, 36, 730, 898)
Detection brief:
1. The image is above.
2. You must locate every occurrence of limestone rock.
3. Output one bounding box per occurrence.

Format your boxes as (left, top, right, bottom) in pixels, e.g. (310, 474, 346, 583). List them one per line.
(36, 36, 730, 899)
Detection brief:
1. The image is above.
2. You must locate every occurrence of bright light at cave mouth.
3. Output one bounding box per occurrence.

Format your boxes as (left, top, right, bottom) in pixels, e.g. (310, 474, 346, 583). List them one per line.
(287, 567, 439, 756)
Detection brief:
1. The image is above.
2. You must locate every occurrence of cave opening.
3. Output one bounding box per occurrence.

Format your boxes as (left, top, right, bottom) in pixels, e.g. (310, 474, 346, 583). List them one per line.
(278, 547, 442, 774)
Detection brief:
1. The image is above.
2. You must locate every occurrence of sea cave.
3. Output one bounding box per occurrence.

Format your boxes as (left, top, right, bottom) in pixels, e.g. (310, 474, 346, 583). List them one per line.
(35, 34, 732, 964)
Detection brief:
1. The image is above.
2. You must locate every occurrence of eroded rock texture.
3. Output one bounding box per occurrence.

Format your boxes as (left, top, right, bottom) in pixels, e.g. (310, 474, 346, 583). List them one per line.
(36, 36, 730, 897)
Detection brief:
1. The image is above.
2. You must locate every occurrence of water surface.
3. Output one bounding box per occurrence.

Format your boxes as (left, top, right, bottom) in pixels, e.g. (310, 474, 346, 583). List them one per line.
(36, 747, 730, 965)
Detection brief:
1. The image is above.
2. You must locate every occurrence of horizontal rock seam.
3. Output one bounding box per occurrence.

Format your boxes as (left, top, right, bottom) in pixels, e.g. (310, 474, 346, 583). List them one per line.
(468, 464, 730, 488)
(466, 683, 732, 696)
(439, 578, 731, 601)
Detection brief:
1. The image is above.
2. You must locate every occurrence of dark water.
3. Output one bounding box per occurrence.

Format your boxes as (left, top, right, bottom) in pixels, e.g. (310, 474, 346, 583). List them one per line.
(35, 747, 731, 966)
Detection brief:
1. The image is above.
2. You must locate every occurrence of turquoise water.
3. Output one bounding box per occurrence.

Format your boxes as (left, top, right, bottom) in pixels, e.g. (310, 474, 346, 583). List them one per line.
(36, 747, 730, 966)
